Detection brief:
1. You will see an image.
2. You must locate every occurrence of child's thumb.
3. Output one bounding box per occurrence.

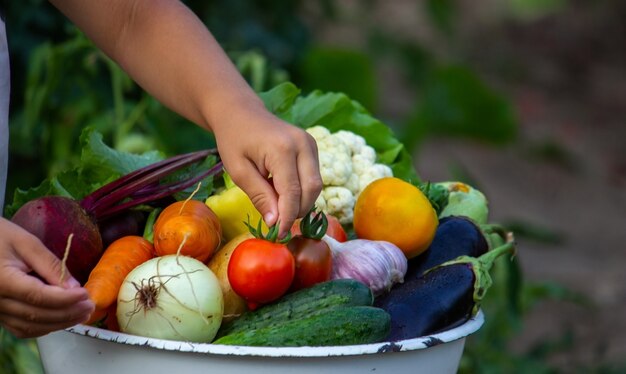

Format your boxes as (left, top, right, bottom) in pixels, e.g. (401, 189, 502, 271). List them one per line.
(17, 232, 81, 289)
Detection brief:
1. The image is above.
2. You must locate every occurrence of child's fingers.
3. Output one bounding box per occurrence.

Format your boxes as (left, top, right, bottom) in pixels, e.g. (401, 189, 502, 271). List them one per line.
(0, 297, 94, 325)
(272, 155, 304, 237)
(295, 132, 322, 218)
(0, 311, 91, 339)
(228, 160, 279, 227)
(272, 145, 322, 237)
(6, 219, 81, 288)
(0, 268, 90, 309)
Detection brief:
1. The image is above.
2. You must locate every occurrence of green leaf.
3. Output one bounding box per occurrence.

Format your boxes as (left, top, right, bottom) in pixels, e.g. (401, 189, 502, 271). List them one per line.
(170, 155, 218, 202)
(287, 91, 353, 128)
(78, 127, 163, 184)
(419, 182, 449, 215)
(261, 83, 420, 183)
(259, 82, 301, 114)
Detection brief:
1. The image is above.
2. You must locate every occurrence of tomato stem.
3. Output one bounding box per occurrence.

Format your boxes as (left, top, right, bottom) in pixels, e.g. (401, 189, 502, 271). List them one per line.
(298, 206, 328, 240)
(245, 216, 291, 243)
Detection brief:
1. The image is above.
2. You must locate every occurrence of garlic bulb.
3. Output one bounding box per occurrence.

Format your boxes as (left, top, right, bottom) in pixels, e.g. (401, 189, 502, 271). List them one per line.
(323, 235, 408, 296)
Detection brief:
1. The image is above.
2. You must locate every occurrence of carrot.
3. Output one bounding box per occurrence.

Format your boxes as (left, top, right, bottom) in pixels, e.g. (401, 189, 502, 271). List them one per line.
(84, 235, 155, 315)
(153, 199, 221, 263)
(85, 307, 108, 326)
(103, 303, 120, 332)
(86, 303, 120, 330)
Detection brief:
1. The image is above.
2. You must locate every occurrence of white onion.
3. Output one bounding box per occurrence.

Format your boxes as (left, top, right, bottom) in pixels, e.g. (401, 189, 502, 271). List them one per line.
(117, 255, 223, 343)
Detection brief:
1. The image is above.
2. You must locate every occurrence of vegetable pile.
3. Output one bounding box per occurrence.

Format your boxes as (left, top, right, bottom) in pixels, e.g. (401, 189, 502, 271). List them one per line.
(7, 83, 516, 348)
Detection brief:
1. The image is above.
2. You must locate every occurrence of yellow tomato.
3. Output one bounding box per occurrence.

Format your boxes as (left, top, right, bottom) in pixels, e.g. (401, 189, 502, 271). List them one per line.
(353, 177, 438, 259)
(207, 232, 253, 321)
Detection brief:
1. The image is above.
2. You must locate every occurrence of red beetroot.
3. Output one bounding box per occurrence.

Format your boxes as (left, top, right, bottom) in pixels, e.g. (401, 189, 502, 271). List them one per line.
(11, 197, 103, 284)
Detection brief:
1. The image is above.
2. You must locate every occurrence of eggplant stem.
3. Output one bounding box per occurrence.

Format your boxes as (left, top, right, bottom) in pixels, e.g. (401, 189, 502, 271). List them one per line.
(480, 223, 510, 250)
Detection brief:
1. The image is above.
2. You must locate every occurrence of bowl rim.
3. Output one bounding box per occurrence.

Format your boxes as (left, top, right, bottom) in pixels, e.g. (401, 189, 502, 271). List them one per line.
(59, 310, 484, 358)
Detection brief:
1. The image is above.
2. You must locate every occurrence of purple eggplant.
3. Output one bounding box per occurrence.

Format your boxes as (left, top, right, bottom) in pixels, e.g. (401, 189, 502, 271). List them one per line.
(374, 236, 515, 341)
(406, 216, 509, 282)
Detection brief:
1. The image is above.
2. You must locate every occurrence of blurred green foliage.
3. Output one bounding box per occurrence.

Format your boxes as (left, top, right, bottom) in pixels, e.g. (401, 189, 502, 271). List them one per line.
(1, 331, 44, 374)
(1, 1, 588, 373)
(298, 47, 377, 112)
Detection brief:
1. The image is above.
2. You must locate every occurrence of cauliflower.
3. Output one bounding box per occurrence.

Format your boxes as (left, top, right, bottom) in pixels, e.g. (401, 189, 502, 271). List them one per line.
(306, 126, 393, 224)
(319, 186, 356, 224)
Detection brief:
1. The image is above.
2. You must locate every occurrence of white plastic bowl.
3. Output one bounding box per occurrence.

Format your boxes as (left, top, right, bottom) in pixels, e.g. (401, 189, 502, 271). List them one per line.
(36, 310, 484, 374)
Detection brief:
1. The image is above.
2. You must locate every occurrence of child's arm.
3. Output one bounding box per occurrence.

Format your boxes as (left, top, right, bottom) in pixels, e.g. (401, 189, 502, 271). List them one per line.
(50, 0, 322, 236)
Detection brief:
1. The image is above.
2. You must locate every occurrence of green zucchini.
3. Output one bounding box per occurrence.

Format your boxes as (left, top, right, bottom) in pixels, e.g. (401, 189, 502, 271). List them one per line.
(215, 279, 373, 338)
(214, 306, 390, 347)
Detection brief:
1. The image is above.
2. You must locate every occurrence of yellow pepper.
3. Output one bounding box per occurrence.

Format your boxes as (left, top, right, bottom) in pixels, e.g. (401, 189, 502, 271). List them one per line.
(205, 174, 268, 242)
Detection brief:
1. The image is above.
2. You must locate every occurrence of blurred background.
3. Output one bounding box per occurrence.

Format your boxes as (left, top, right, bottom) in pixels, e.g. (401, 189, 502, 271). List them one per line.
(2, 0, 625, 373)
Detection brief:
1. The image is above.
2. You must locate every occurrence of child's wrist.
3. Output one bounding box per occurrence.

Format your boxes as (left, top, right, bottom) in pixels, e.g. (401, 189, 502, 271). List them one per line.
(201, 90, 267, 133)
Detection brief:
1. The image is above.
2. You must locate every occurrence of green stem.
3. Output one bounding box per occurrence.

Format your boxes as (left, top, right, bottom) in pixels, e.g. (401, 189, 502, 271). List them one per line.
(299, 206, 328, 240)
(245, 216, 291, 244)
(223, 172, 236, 190)
(142, 208, 162, 243)
(480, 223, 510, 250)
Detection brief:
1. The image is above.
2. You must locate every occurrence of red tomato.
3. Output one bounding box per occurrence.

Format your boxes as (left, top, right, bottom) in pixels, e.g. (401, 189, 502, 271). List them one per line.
(227, 238, 295, 309)
(291, 213, 348, 242)
(287, 237, 332, 291)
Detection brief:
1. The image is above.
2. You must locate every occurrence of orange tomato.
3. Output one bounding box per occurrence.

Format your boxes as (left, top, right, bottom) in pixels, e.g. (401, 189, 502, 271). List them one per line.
(353, 177, 438, 259)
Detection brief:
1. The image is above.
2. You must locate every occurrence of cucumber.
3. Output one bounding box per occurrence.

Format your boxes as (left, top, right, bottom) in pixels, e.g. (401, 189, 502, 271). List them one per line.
(214, 306, 390, 347)
(216, 279, 373, 338)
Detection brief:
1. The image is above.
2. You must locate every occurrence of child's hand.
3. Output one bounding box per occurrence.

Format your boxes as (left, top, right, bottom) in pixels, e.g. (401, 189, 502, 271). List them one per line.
(212, 103, 322, 238)
(0, 218, 95, 338)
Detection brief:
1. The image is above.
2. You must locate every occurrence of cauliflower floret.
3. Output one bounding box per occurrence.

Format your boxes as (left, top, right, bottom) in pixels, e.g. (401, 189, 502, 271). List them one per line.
(315, 133, 350, 154)
(344, 173, 360, 195)
(358, 164, 393, 195)
(334, 130, 367, 156)
(314, 193, 328, 213)
(306, 125, 332, 141)
(311, 128, 353, 186)
(318, 149, 353, 186)
(352, 145, 377, 175)
(321, 186, 356, 224)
